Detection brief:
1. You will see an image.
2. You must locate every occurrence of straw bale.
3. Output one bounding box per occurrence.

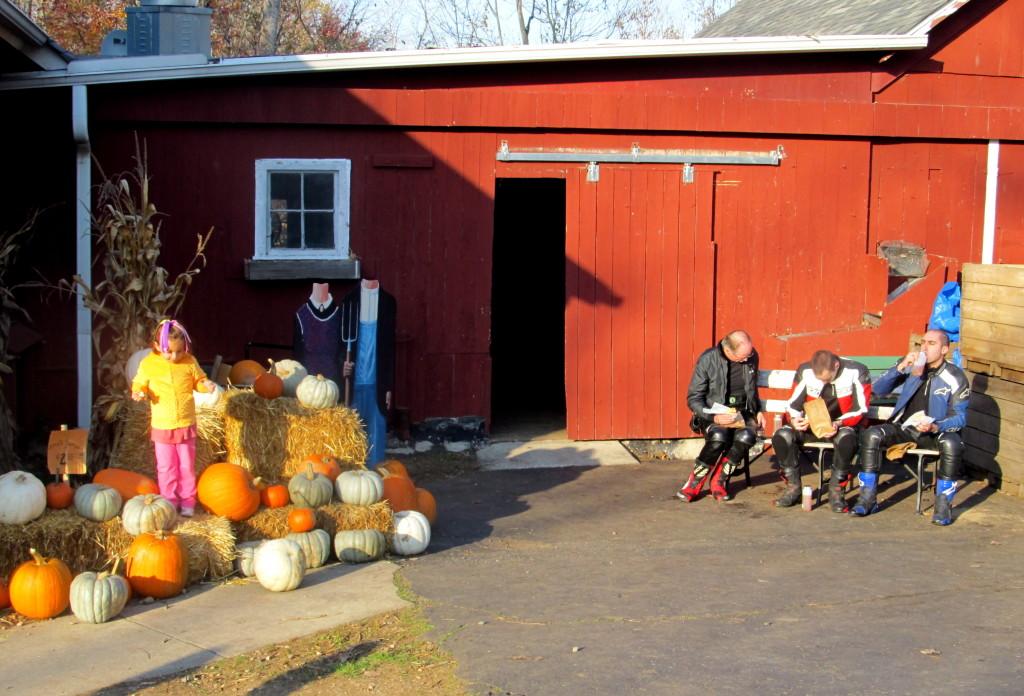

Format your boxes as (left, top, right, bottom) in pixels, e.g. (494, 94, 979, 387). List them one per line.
(108, 399, 227, 477)
(0, 510, 235, 586)
(222, 391, 368, 482)
(234, 502, 392, 543)
(0, 510, 114, 578)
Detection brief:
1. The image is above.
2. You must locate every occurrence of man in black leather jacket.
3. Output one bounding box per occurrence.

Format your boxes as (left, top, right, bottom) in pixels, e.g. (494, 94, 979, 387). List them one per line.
(678, 330, 766, 502)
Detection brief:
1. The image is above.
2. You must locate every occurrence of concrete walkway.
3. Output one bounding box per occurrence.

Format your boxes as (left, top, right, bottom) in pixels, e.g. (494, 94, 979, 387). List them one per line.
(476, 439, 638, 470)
(1, 561, 409, 696)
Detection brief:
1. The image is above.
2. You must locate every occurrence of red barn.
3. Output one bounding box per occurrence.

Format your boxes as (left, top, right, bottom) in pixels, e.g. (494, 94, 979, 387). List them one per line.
(2, 0, 1023, 443)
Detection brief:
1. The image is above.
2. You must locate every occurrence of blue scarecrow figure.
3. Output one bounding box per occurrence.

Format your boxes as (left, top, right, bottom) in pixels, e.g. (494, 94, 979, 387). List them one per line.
(340, 276, 397, 468)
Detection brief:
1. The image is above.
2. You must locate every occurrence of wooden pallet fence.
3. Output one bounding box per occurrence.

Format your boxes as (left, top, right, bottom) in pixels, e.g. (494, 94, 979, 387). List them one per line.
(963, 371, 1024, 497)
(962, 263, 1024, 383)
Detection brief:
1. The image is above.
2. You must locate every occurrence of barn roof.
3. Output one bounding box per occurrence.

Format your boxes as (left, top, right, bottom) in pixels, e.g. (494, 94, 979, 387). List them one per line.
(0, 0, 69, 71)
(698, 0, 965, 38)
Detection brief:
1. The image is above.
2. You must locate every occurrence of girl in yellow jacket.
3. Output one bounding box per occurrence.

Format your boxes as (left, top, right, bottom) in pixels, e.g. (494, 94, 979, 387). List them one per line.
(131, 319, 215, 516)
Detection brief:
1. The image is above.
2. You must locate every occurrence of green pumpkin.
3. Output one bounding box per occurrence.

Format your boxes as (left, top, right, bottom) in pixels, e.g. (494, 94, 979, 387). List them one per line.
(335, 470, 383, 506)
(74, 484, 122, 522)
(286, 529, 332, 569)
(70, 561, 131, 624)
(288, 464, 333, 508)
(334, 529, 386, 563)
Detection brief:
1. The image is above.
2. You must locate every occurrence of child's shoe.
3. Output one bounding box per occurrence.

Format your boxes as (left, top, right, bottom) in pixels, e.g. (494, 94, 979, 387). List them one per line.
(180, 506, 195, 517)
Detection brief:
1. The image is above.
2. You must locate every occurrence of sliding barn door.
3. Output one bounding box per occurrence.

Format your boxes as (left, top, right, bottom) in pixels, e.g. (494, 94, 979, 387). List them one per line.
(565, 167, 716, 440)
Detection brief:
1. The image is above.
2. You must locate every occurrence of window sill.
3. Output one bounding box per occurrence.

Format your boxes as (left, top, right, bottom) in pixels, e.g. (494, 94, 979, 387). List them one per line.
(244, 257, 361, 281)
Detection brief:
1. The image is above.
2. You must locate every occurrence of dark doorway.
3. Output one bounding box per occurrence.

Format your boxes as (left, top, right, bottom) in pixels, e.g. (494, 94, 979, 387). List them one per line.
(490, 178, 567, 439)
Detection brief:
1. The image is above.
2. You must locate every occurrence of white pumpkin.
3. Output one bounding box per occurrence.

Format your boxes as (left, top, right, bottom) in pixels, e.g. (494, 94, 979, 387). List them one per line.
(253, 538, 306, 592)
(193, 382, 224, 409)
(288, 465, 334, 508)
(270, 359, 308, 397)
(334, 529, 386, 563)
(235, 541, 263, 578)
(121, 494, 177, 536)
(74, 484, 122, 522)
(390, 510, 431, 556)
(336, 470, 383, 506)
(296, 374, 339, 409)
(286, 529, 332, 569)
(0, 470, 47, 524)
(70, 560, 130, 624)
(125, 347, 152, 383)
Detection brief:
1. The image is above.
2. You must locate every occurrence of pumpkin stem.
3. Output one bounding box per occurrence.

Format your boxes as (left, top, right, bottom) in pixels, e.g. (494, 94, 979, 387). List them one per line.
(144, 494, 155, 504)
(305, 462, 315, 479)
(28, 547, 46, 565)
(252, 476, 264, 488)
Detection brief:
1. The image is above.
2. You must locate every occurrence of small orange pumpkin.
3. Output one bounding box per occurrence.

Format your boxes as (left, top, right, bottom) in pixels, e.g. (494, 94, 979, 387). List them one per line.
(125, 530, 188, 599)
(378, 460, 410, 479)
(303, 454, 343, 481)
(45, 481, 74, 509)
(287, 507, 316, 533)
(253, 371, 284, 400)
(260, 484, 289, 508)
(197, 463, 262, 521)
(382, 475, 417, 513)
(93, 468, 160, 502)
(228, 359, 266, 387)
(9, 548, 72, 619)
(0, 577, 10, 610)
(415, 488, 437, 525)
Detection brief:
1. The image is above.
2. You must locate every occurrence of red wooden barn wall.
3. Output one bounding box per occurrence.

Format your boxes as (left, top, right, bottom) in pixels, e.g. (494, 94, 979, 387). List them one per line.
(9, 0, 1024, 439)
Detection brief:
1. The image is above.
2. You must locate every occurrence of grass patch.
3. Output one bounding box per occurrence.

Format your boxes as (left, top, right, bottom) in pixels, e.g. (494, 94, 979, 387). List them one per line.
(335, 646, 418, 677)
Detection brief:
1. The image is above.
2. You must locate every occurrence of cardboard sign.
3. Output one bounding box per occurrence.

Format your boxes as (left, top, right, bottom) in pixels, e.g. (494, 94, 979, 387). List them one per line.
(804, 399, 835, 438)
(47, 426, 88, 477)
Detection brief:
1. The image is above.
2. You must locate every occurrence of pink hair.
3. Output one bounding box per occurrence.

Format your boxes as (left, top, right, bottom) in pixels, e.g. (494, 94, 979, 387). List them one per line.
(157, 319, 192, 353)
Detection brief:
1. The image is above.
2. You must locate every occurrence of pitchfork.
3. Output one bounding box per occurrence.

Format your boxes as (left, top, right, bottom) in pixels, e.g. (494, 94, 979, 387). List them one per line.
(341, 302, 359, 406)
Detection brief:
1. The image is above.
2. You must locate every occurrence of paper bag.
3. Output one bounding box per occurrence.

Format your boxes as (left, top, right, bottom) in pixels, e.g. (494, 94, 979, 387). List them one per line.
(804, 399, 834, 438)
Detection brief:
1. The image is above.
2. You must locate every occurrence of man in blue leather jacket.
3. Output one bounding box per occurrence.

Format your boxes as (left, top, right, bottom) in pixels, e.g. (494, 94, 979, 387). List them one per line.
(851, 330, 970, 525)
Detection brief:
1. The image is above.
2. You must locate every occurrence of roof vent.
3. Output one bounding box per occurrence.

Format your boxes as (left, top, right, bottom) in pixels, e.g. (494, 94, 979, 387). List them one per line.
(126, 0, 212, 58)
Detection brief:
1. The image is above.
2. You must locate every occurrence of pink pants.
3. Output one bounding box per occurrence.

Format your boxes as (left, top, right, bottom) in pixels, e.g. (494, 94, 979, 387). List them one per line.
(153, 438, 197, 509)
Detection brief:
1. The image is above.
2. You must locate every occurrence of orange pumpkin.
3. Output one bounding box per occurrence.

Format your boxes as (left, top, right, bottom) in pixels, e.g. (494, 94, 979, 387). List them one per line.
(0, 577, 10, 610)
(197, 463, 262, 521)
(287, 507, 317, 533)
(260, 484, 289, 509)
(415, 488, 437, 525)
(378, 460, 410, 479)
(253, 372, 284, 400)
(9, 548, 72, 619)
(125, 531, 188, 599)
(303, 454, 342, 481)
(45, 481, 74, 509)
(228, 359, 266, 387)
(382, 475, 416, 513)
(93, 468, 160, 502)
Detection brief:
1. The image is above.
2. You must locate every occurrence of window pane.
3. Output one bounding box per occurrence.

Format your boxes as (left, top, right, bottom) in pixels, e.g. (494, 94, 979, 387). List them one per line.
(270, 173, 301, 210)
(271, 211, 302, 248)
(304, 212, 334, 249)
(304, 173, 334, 210)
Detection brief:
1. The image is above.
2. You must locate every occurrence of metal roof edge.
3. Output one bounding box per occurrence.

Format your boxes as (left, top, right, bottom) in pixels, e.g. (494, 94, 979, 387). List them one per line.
(0, 0, 70, 69)
(907, 0, 975, 36)
(0, 34, 929, 91)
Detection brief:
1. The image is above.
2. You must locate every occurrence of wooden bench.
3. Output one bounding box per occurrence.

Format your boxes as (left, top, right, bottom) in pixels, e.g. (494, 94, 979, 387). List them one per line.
(755, 356, 941, 511)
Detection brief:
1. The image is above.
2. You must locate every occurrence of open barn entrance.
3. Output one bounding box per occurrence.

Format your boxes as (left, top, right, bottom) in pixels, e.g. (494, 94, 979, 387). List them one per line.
(490, 178, 567, 440)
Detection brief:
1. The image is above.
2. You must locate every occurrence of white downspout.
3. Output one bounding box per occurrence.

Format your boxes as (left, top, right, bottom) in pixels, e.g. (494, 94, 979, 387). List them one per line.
(72, 85, 92, 428)
(982, 139, 999, 264)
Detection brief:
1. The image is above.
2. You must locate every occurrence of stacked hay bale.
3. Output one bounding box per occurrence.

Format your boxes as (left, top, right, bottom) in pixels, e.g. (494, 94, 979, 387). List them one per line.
(961, 263, 1024, 496)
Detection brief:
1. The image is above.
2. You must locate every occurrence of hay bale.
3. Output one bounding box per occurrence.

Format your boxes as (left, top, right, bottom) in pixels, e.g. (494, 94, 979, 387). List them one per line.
(223, 391, 368, 482)
(0, 510, 235, 586)
(109, 399, 227, 477)
(234, 502, 392, 543)
(0, 510, 114, 578)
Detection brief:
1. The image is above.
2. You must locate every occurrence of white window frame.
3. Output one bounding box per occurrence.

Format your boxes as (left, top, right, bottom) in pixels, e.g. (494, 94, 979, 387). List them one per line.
(254, 158, 351, 260)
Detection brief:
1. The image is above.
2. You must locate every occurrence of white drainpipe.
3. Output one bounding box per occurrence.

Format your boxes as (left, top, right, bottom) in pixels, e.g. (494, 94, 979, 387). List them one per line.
(982, 139, 999, 265)
(72, 84, 92, 428)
